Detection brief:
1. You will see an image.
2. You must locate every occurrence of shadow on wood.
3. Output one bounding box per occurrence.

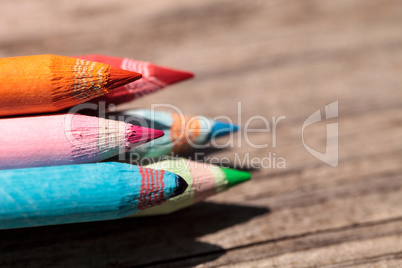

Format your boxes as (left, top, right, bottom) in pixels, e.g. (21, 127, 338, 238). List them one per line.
(0, 202, 269, 267)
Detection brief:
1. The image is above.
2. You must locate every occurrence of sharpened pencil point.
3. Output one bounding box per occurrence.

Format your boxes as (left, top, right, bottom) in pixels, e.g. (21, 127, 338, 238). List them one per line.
(221, 168, 251, 187)
(172, 175, 188, 197)
(210, 121, 239, 138)
(108, 66, 142, 90)
(127, 126, 164, 145)
(151, 65, 194, 85)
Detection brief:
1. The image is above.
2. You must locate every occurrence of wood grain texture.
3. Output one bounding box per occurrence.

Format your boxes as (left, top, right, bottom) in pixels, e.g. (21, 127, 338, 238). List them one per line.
(0, 0, 401, 267)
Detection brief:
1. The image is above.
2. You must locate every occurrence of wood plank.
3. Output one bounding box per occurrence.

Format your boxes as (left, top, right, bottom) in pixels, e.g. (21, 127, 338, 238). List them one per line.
(151, 219, 402, 267)
(329, 256, 402, 268)
(0, 0, 401, 267)
(202, 105, 402, 174)
(206, 236, 402, 268)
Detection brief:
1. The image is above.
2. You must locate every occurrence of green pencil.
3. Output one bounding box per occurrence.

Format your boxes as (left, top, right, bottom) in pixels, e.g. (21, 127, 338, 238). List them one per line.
(131, 158, 250, 216)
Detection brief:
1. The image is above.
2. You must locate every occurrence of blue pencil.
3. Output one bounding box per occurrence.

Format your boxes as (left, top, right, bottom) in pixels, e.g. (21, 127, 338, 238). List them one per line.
(107, 109, 239, 157)
(0, 162, 187, 229)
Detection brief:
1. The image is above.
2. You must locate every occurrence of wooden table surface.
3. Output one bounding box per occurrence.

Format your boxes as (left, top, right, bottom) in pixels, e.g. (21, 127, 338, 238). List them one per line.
(0, 1, 401, 267)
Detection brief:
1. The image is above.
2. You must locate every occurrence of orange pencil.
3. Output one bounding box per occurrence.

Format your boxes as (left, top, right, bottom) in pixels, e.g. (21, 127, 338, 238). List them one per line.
(0, 54, 142, 116)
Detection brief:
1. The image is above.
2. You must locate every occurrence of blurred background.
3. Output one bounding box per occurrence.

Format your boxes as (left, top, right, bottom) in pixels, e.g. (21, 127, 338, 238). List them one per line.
(0, 1, 401, 267)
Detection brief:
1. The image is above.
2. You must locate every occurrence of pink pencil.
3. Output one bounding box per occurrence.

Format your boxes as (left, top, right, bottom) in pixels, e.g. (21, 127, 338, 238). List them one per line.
(0, 114, 164, 170)
(75, 54, 194, 106)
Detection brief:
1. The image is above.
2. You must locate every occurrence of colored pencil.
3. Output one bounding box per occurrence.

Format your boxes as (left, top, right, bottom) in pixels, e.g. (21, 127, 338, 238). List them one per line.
(107, 109, 239, 157)
(0, 54, 142, 116)
(131, 158, 250, 216)
(0, 113, 164, 170)
(0, 162, 187, 229)
(76, 54, 194, 106)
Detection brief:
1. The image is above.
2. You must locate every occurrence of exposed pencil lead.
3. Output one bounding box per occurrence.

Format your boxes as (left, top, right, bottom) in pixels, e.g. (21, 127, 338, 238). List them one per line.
(128, 126, 164, 145)
(221, 168, 251, 187)
(151, 65, 194, 85)
(108, 66, 142, 89)
(172, 175, 188, 197)
(210, 121, 239, 138)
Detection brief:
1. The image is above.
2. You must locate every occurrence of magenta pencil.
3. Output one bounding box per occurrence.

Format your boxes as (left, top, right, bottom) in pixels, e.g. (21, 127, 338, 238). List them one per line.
(75, 54, 194, 106)
(0, 114, 164, 170)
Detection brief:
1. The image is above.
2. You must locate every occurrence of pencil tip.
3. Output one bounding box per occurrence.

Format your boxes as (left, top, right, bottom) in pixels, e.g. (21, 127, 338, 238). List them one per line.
(108, 66, 142, 89)
(172, 175, 188, 197)
(210, 121, 239, 138)
(151, 65, 194, 85)
(127, 126, 164, 145)
(220, 168, 251, 187)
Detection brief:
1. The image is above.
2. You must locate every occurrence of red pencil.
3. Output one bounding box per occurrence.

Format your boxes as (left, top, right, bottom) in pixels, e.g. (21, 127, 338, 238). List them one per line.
(75, 54, 194, 106)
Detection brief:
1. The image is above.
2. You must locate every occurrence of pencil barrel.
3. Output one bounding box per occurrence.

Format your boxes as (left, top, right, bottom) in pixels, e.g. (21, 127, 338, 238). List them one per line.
(0, 114, 134, 169)
(0, 162, 182, 229)
(0, 55, 56, 115)
(0, 54, 141, 116)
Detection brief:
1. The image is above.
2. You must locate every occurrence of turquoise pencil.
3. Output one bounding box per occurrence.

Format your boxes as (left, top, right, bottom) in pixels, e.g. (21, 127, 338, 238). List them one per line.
(0, 162, 187, 229)
(107, 109, 239, 157)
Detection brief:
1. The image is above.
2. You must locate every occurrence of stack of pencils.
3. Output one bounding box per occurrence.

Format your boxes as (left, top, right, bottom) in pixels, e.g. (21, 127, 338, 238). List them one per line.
(0, 54, 250, 230)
